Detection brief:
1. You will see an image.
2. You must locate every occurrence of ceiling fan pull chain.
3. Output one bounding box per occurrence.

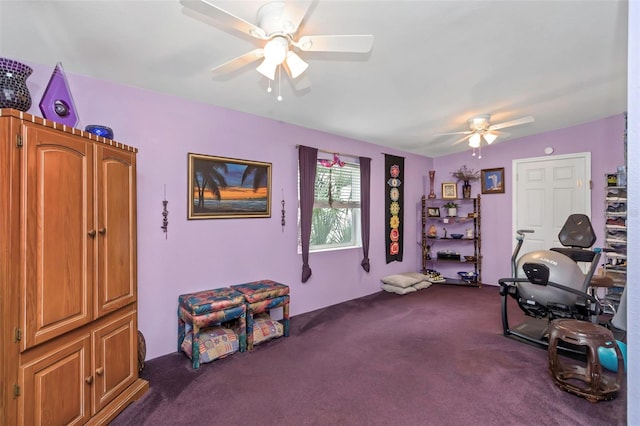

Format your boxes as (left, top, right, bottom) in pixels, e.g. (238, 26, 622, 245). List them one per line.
(267, 78, 272, 93)
(277, 65, 283, 102)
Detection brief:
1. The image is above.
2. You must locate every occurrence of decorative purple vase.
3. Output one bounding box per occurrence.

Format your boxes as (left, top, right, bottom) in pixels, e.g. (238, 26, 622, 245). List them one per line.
(0, 58, 32, 111)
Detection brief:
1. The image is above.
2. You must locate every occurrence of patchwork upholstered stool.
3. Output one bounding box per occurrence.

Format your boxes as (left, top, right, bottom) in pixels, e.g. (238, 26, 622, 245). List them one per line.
(178, 287, 247, 369)
(231, 280, 290, 350)
(547, 319, 624, 402)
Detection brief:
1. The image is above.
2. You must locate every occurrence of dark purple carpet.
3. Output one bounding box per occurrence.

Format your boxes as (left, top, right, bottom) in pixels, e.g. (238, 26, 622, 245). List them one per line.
(112, 285, 626, 425)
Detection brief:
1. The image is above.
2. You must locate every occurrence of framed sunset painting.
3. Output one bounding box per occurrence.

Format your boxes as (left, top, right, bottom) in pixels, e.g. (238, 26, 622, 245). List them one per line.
(188, 153, 271, 219)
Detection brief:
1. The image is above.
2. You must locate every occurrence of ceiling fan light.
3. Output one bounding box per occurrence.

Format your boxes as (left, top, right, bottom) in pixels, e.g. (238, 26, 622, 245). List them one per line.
(469, 115, 490, 131)
(286, 51, 309, 79)
(256, 58, 277, 80)
(483, 132, 498, 144)
(469, 133, 481, 148)
(262, 37, 288, 65)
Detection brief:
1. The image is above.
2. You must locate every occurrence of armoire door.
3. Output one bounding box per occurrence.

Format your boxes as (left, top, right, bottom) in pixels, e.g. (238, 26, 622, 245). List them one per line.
(22, 124, 94, 350)
(92, 310, 138, 414)
(20, 335, 92, 426)
(95, 145, 137, 318)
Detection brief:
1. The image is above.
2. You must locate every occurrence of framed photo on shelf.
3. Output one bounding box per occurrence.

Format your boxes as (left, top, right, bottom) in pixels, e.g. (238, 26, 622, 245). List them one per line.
(427, 207, 441, 217)
(481, 167, 505, 194)
(441, 182, 457, 199)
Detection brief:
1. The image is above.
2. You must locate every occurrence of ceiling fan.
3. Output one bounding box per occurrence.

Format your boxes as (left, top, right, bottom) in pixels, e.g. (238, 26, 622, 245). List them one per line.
(180, 0, 374, 91)
(438, 114, 535, 157)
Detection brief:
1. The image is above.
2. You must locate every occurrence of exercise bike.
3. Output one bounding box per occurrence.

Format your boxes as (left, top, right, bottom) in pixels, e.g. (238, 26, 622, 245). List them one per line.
(499, 214, 603, 351)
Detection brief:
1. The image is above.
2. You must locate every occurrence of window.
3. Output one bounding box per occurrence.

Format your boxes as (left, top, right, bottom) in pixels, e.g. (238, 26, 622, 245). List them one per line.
(299, 158, 361, 251)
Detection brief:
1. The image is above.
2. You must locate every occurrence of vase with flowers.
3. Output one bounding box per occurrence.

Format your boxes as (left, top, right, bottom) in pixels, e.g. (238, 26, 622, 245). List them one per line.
(451, 165, 480, 199)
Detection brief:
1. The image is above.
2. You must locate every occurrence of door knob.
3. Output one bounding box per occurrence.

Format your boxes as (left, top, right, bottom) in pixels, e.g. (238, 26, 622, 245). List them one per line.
(85, 375, 93, 385)
(88, 229, 96, 237)
(98, 228, 106, 235)
(96, 367, 104, 376)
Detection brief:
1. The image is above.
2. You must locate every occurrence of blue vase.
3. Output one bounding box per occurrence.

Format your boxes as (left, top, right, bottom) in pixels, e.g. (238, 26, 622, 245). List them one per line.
(85, 125, 114, 139)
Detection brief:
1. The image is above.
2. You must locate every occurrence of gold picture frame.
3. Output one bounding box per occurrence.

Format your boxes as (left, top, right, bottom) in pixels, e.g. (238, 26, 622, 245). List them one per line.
(188, 153, 272, 219)
(441, 182, 457, 199)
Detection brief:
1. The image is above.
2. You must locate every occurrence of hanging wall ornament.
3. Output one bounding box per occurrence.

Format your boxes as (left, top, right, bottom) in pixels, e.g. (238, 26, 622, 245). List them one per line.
(161, 185, 169, 239)
(39, 62, 79, 127)
(281, 189, 286, 232)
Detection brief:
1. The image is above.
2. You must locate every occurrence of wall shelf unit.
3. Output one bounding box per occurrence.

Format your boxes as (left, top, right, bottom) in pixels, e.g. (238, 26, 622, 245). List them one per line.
(420, 195, 482, 287)
(602, 178, 626, 310)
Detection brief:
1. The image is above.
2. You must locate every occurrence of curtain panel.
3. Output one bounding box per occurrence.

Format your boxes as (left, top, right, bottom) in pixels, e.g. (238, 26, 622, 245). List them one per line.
(298, 145, 318, 282)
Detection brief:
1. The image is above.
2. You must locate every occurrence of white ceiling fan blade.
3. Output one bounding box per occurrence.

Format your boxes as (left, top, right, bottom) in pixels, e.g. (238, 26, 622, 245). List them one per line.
(211, 49, 264, 76)
(282, 1, 315, 34)
(293, 72, 311, 91)
(488, 116, 534, 131)
(180, 0, 267, 39)
(452, 134, 472, 145)
(295, 35, 374, 53)
(434, 130, 472, 137)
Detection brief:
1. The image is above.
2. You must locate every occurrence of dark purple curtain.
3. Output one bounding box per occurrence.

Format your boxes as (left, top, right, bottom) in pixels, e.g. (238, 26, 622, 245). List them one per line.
(359, 157, 371, 272)
(298, 145, 318, 282)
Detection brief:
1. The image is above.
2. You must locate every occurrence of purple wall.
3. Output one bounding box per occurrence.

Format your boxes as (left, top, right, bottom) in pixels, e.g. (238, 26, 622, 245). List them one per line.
(22, 61, 433, 359)
(19, 60, 623, 360)
(434, 115, 626, 287)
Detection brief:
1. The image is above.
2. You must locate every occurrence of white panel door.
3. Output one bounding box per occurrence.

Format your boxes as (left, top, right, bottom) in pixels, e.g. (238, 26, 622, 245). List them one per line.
(513, 153, 591, 255)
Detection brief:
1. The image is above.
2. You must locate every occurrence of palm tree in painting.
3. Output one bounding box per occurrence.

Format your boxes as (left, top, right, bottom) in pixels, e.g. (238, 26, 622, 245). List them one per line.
(241, 165, 268, 191)
(193, 158, 229, 209)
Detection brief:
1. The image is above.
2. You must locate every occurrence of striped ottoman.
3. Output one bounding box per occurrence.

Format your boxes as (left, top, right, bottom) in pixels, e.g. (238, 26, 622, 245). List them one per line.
(231, 280, 290, 350)
(178, 287, 247, 369)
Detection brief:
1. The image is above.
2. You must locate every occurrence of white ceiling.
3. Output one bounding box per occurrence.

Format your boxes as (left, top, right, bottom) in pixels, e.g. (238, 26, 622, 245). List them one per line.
(0, 0, 628, 157)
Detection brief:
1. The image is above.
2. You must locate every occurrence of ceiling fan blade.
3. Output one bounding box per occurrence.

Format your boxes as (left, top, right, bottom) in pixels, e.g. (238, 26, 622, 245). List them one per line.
(211, 48, 264, 76)
(452, 134, 472, 145)
(295, 35, 374, 53)
(180, 0, 267, 39)
(282, 1, 315, 34)
(434, 130, 472, 137)
(293, 72, 311, 91)
(488, 116, 534, 131)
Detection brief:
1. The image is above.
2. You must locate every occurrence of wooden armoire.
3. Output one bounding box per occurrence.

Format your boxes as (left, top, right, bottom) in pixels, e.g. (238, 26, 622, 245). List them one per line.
(0, 109, 148, 425)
